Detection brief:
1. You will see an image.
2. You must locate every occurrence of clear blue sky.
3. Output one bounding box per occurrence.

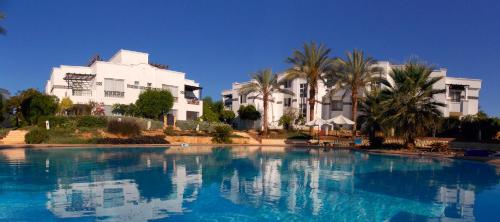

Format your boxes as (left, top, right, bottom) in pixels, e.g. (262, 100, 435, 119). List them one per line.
(1, 0, 499, 116)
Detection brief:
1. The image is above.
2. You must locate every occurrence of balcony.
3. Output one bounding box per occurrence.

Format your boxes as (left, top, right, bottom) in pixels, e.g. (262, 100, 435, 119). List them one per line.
(187, 98, 200, 105)
(104, 91, 125, 98)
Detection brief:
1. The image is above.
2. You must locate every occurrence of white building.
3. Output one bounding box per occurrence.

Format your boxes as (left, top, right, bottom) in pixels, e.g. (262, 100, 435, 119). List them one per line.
(45, 49, 203, 121)
(222, 61, 481, 129)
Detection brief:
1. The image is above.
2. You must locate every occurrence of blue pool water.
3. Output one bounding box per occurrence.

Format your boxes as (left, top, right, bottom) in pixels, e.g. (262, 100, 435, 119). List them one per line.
(0, 147, 499, 222)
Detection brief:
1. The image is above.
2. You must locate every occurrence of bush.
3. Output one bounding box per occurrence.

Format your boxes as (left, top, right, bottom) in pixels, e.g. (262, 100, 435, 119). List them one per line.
(287, 132, 312, 140)
(176, 120, 198, 131)
(369, 136, 385, 148)
(37, 116, 76, 129)
(164, 126, 175, 136)
(77, 116, 107, 128)
(25, 128, 48, 144)
(107, 119, 141, 137)
(211, 124, 233, 144)
(94, 136, 168, 144)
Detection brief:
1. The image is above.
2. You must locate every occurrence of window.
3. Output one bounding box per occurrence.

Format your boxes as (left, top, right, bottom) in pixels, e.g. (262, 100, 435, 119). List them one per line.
(300, 83, 307, 98)
(134, 81, 139, 86)
(72, 89, 92, 97)
(186, 111, 199, 121)
(449, 90, 462, 102)
(284, 80, 292, 88)
(162, 84, 178, 97)
(240, 95, 247, 103)
(284, 98, 292, 107)
(331, 100, 343, 111)
(104, 78, 125, 98)
(299, 103, 307, 117)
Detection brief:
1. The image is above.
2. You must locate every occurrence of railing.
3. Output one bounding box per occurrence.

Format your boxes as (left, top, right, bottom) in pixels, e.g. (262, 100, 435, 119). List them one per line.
(104, 91, 125, 98)
(187, 98, 200, 105)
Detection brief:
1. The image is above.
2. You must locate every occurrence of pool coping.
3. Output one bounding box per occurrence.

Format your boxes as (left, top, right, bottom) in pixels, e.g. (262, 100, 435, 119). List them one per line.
(1, 143, 499, 168)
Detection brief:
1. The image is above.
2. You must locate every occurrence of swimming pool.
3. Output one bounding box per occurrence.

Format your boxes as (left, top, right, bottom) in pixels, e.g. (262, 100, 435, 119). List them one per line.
(0, 146, 498, 221)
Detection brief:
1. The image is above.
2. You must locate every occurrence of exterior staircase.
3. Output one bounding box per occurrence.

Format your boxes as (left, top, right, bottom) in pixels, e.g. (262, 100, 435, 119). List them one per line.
(0, 130, 28, 145)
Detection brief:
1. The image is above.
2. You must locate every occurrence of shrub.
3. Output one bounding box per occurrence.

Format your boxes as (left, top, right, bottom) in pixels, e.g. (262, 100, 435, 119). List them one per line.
(77, 116, 107, 128)
(164, 126, 175, 136)
(369, 136, 385, 148)
(25, 127, 48, 144)
(94, 136, 168, 144)
(211, 124, 233, 144)
(37, 116, 76, 129)
(107, 119, 141, 137)
(136, 90, 174, 119)
(287, 132, 312, 140)
(176, 120, 198, 131)
(237, 105, 261, 121)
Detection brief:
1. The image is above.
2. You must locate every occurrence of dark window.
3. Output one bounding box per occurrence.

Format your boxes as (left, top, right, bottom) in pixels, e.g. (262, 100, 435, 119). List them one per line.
(240, 95, 247, 103)
(186, 111, 199, 121)
(331, 100, 343, 111)
(299, 103, 307, 117)
(284, 98, 292, 107)
(284, 80, 292, 88)
(300, 84, 307, 98)
(449, 90, 462, 102)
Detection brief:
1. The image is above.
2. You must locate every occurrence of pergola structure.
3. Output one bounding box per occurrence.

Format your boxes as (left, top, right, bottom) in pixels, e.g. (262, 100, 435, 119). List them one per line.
(63, 73, 96, 96)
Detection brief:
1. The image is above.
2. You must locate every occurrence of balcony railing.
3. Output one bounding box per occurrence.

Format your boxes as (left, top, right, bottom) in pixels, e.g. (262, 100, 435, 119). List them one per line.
(187, 98, 200, 105)
(104, 91, 125, 98)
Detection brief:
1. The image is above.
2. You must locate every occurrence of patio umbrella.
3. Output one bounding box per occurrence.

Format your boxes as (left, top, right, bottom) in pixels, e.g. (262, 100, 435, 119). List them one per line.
(305, 119, 329, 143)
(327, 115, 355, 125)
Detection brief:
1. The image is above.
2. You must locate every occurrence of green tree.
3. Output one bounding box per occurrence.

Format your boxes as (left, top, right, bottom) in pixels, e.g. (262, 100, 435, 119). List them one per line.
(220, 110, 236, 124)
(20, 93, 59, 125)
(278, 108, 298, 131)
(357, 89, 384, 142)
(6, 89, 47, 126)
(112, 103, 127, 116)
(239, 69, 293, 135)
(136, 90, 174, 120)
(328, 49, 382, 137)
(237, 105, 261, 121)
(380, 62, 445, 148)
(59, 97, 73, 115)
(285, 42, 334, 134)
(201, 97, 220, 122)
(0, 94, 4, 122)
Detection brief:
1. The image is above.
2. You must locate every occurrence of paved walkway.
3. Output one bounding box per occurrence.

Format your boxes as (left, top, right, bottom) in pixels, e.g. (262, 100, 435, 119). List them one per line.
(0, 130, 28, 145)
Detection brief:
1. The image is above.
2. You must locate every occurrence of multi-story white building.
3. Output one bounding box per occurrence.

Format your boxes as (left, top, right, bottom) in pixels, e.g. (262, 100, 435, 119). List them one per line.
(45, 49, 203, 121)
(222, 61, 481, 129)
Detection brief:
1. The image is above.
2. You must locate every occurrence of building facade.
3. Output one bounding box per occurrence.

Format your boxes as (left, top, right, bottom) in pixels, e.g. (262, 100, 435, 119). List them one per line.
(45, 49, 203, 121)
(222, 61, 481, 129)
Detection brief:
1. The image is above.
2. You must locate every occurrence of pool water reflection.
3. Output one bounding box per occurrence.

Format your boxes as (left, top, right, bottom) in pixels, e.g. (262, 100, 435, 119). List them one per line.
(0, 147, 498, 221)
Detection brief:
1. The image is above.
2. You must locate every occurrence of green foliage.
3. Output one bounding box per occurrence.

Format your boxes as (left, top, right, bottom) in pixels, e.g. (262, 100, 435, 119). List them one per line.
(200, 97, 221, 122)
(112, 103, 127, 115)
(37, 116, 76, 129)
(358, 90, 385, 140)
(211, 124, 233, 143)
(136, 90, 174, 119)
(176, 120, 198, 131)
(18, 89, 59, 125)
(379, 61, 445, 148)
(368, 136, 385, 148)
(59, 97, 73, 114)
(76, 116, 107, 128)
(278, 108, 298, 131)
(107, 119, 141, 137)
(0, 94, 4, 122)
(25, 127, 48, 144)
(286, 132, 312, 140)
(237, 105, 261, 121)
(438, 113, 500, 141)
(164, 126, 175, 135)
(219, 110, 235, 124)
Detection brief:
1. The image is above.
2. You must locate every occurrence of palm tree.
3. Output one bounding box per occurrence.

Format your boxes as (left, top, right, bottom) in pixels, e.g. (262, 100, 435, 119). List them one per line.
(0, 12, 6, 35)
(358, 89, 385, 141)
(380, 62, 445, 148)
(285, 42, 334, 133)
(328, 49, 382, 137)
(239, 69, 293, 135)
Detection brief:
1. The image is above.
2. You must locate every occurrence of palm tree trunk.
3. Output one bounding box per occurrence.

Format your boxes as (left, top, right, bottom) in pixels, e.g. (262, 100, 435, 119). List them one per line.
(263, 94, 269, 136)
(308, 86, 316, 135)
(351, 88, 358, 138)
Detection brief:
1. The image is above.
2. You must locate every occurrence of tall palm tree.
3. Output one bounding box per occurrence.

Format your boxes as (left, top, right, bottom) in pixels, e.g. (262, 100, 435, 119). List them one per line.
(380, 62, 445, 148)
(328, 49, 382, 137)
(239, 69, 293, 135)
(358, 89, 385, 141)
(285, 42, 334, 133)
(0, 12, 6, 35)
